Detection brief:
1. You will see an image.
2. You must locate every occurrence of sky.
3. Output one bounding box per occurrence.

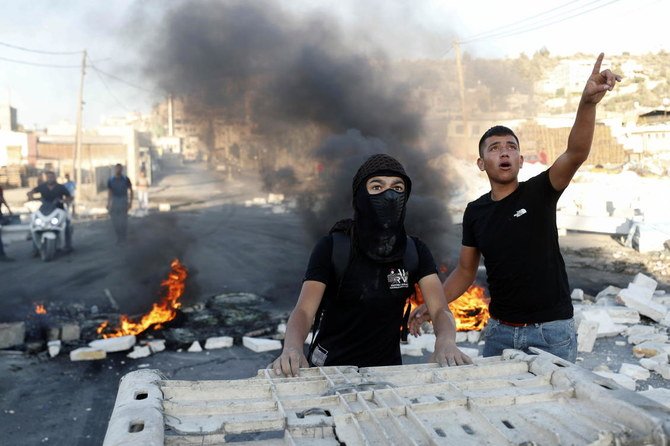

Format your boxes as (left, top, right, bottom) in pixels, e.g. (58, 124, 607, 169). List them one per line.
(0, 0, 666, 129)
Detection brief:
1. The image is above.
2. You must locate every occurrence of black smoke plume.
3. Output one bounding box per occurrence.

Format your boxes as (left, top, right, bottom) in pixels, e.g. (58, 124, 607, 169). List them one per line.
(133, 0, 454, 257)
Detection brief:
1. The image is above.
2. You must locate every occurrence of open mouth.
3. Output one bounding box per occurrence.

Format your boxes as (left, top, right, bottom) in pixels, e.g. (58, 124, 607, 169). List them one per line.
(499, 161, 512, 170)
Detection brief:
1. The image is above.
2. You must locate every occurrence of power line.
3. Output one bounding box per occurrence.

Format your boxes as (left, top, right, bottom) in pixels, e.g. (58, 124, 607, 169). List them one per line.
(89, 63, 157, 94)
(0, 40, 81, 56)
(90, 62, 131, 112)
(461, 0, 624, 45)
(0, 55, 80, 68)
(461, 0, 583, 43)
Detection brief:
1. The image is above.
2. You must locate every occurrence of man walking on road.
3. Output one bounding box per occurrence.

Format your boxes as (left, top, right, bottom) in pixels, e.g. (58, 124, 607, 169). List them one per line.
(107, 164, 133, 244)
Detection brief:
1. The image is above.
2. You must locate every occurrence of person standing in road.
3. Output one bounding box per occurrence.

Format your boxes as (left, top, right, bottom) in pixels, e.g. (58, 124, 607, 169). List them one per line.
(63, 173, 76, 217)
(410, 53, 621, 362)
(270, 154, 471, 377)
(107, 163, 133, 244)
(136, 169, 149, 214)
(0, 184, 14, 261)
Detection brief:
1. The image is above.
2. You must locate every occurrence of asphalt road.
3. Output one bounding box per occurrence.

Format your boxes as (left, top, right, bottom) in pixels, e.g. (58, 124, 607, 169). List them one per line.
(1, 160, 669, 445)
(0, 161, 312, 323)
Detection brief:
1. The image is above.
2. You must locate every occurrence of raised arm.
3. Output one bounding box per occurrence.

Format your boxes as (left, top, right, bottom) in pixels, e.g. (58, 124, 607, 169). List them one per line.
(419, 273, 473, 366)
(270, 280, 326, 377)
(549, 53, 621, 191)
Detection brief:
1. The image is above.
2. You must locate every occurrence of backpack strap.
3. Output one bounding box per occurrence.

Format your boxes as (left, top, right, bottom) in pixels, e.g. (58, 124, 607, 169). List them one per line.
(400, 236, 418, 342)
(308, 232, 352, 358)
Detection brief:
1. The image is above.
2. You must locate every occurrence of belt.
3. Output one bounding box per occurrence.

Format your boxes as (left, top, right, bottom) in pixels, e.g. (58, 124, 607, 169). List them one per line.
(494, 318, 531, 327)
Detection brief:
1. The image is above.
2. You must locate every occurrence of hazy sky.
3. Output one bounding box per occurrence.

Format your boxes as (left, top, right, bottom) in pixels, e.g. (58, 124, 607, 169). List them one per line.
(0, 0, 665, 128)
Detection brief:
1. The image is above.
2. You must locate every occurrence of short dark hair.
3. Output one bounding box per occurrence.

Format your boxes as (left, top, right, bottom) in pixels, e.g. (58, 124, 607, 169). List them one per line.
(478, 125, 520, 157)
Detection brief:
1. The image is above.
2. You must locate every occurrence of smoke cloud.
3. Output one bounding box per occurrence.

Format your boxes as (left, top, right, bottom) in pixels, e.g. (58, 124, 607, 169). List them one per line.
(132, 0, 454, 257)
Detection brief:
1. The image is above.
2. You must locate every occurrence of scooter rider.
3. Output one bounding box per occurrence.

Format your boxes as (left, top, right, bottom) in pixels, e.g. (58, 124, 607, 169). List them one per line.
(27, 171, 74, 252)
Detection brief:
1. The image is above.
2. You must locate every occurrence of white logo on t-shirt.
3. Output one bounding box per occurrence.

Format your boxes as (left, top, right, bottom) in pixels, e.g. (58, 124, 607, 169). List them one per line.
(513, 208, 527, 218)
(387, 269, 409, 289)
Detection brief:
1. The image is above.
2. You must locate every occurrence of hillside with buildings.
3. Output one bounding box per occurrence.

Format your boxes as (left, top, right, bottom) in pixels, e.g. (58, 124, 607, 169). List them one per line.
(0, 51, 668, 191)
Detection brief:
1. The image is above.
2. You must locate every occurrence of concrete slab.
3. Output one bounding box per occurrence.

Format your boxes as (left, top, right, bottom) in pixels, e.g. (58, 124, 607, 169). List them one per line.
(70, 347, 107, 361)
(103, 351, 670, 445)
(127, 346, 152, 359)
(204, 336, 233, 350)
(577, 320, 599, 352)
(242, 337, 282, 353)
(89, 335, 137, 353)
(0, 322, 25, 349)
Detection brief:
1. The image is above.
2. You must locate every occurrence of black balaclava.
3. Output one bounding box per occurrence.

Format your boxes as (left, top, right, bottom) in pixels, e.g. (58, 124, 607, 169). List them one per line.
(351, 154, 412, 263)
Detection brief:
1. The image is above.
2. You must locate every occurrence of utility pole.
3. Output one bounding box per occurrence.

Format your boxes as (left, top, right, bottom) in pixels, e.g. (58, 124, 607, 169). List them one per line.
(73, 50, 87, 187)
(453, 40, 468, 123)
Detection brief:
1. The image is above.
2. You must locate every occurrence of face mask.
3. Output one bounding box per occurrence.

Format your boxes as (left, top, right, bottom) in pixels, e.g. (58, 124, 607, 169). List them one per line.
(368, 189, 405, 229)
(354, 187, 407, 262)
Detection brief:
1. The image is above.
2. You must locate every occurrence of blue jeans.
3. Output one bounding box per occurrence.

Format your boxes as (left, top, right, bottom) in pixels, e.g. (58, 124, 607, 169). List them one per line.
(482, 318, 577, 362)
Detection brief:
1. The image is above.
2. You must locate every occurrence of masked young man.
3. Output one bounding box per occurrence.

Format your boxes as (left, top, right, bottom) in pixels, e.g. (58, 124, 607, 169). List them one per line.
(271, 154, 472, 376)
(411, 53, 621, 362)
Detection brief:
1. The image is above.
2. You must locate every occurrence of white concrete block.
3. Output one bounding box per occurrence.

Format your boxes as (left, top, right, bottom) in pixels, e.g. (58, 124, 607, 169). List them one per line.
(640, 358, 658, 371)
(467, 330, 481, 344)
(60, 323, 80, 342)
(147, 340, 166, 353)
(276, 323, 287, 335)
(618, 290, 667, 322)
(595, 285, 621, 300)
(408, 333, 436, 352)
(48, 340, 61, 358)
(605, 307, 640, 325)
(580, 309, 625, 337)
(660, 311, 670, 328)
(158, 203, 171, 212)
(619, 283, 654, 302)
(625, 324, 657, 337)
(618, 363, 650, 381)
(639, 388, 670, 410)
(656, 363, 670, 380)
(571, 288, 584, 301)
(204, 336, 233, 350)
(400, 343, 423, 357)
(0, 322, 25, 349)
(627, 332, 668, 345)
(89, 335, 136, 352)
(242, 336, 282, 353)
(70, 347, 106, 361)
(639, 354, 667, 371)
(632, 273, 658, 291)
(187, 341, 202, 352)
(459, 347, 480, 358)
(577, 320, 599, 353)
(593, 371, 636, 391)
(455, 332, 467, 343)
(127, 346, 152, 359)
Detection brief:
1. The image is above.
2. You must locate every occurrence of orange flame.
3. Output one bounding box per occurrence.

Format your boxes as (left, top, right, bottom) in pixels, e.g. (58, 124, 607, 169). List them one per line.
(407, 283, 490, 331)
(96, 259, 188, 339)
(35, 304, 47, 315)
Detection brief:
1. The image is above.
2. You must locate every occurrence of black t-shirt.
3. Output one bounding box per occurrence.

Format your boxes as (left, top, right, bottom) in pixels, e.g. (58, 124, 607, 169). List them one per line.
(462, 169, 572, 323)
(31, 183, 71, 210)
(304, 234, 437, 368)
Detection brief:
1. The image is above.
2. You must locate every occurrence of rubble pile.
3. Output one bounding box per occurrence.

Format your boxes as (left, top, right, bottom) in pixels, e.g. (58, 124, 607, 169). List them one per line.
(0, 292, 286, 362)
(573, 272, 670, 390)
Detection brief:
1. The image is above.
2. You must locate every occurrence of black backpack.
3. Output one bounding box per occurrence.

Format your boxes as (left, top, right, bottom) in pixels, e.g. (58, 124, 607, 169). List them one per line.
(308, 232, 419, 357)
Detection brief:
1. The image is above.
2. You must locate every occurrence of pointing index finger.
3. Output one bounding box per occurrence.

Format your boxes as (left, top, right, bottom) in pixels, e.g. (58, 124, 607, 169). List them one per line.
(592, 52, 605, 75)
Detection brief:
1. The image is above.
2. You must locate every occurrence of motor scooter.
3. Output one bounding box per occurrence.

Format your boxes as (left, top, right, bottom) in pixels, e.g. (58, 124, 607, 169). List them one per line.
(29, 200, 70, 261)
